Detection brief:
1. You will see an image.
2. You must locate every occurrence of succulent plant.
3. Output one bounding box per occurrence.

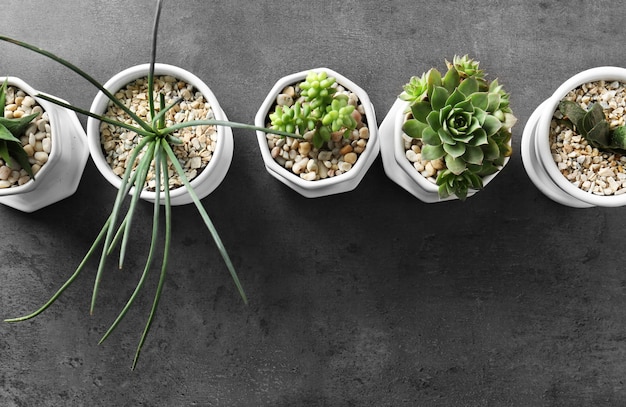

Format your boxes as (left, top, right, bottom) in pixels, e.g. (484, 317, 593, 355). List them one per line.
(558, 100, 626, 153)
(400, 55, 516, 200)
(0, 0, 296, 369)
(269, 70, 357, 149)
(0, 79, 37, 179)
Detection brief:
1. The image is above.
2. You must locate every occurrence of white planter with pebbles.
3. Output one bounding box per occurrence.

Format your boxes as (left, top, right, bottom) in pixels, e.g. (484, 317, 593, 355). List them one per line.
(255, 68, 379, 198)
(522, 66, 626, 208)
(0, 76, 88, 212)
(87, 63, 233, 206)
(380, 99, 510, 202)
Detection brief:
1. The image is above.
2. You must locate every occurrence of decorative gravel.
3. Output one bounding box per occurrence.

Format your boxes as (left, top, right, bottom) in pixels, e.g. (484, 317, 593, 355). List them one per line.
(0, 86, 51, 188)
(402, 131, 444, 185)
(100, 75, 217, 191)
(550, 80, 626, 196)
(265, 84, 370, 181)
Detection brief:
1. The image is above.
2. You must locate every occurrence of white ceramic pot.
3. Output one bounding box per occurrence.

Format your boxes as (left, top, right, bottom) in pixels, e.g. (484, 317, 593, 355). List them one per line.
(0, 77, 89, 212)
(379, 98, 510, 203)
(521, 66, 626, 208)
(255, 67, 379, 198)
(87, 63, 233, 206)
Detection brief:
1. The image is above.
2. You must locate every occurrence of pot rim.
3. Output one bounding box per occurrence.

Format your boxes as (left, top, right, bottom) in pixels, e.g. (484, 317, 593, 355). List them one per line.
(86, 63, 227, 200)
(254, 67, 378, 191)
(536, 66, 626, 206)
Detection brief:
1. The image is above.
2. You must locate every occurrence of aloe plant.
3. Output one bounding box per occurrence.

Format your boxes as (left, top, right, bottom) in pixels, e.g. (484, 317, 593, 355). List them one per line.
(0, 79, 37, 180)
(0, 0, 296, 369)
(268, 70, 358, 149)
(558, 100, 626, 152)
(400, 55, 516, 200)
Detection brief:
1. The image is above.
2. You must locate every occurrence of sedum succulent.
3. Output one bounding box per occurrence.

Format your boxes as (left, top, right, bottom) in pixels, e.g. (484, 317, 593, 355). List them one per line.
(269, 71, 357, 149)
(400, 55, 516, 200)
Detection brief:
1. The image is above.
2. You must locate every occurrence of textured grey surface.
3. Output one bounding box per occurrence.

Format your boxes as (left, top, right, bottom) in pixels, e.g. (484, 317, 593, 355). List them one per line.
(2, 0, 626, 405)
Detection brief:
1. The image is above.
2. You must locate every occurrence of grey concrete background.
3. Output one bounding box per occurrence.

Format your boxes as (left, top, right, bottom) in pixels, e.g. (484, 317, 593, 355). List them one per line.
(1, 0, 625, 405)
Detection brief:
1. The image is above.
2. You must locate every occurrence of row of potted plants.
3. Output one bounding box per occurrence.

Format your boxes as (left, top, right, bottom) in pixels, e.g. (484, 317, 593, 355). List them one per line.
(2, 0, 624, 369)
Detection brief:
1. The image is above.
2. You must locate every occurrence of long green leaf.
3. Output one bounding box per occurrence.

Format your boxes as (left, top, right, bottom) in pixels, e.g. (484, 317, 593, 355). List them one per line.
(0, 35, 154, 135)
(162, 140, 247, 304)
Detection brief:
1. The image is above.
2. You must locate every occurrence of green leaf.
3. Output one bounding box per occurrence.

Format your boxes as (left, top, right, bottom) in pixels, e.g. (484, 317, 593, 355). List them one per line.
(402, 119, 428, 139)
(482, 114, 503, 137)
(586, 120, 611, 148)
(0, 113, 39, 138)
(0, 140, 11, 165)
(559, 100, 586, 127)
(0, 122, 20, 143)
(457, 77, 478, 96)
(421, 143, 445, 160)
(422, 127, 440, 145)
(445, 154, 467, 175)
(443, 141, 466, 158)
(426, 68, 442, 100)
(430, 86, 450, 111)
(486, 92, 501, 112)
(611, 126, 626, 149)
(445, 88, 466, 107)
(438, 128, 455, 145)
(463, 145, 484, 165)
(426, 109, 442, 131)
(482, 137, 501, 160)
(0, 78, 7, 116)
(410, 101, 432, 123)
(6, 141, 34, 179)
(470, 128, 488, 146)
(442, 66, 460, 93)
(469, 92, 489, 111)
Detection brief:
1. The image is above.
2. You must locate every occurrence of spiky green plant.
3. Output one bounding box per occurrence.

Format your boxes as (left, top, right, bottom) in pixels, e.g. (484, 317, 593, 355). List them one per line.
(0, 78, 37, 180)
(268, 70, 357, 149)
(558, 100, 626, 152)
(399, 55, 516, 200)
(0, 0, 297, 370)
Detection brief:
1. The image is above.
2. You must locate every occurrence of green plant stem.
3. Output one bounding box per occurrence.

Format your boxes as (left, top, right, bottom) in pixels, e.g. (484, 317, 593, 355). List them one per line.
(161, 140, 247, 304)
(91, 139, 156, 315)
(4, 218, 111, 322)
(132, 143, 172, 370)
(99, 142, 162, 347)
(0, 36, 154, 135)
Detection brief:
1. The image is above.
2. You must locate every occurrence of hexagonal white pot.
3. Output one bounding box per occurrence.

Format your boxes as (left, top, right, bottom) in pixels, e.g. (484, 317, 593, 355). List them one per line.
(521, 66, 626, 208)
(379, 98, 510, 203)
(255, 68, 379, 198)
(86, 63, 233, 206)
(0, 77, 89, 212)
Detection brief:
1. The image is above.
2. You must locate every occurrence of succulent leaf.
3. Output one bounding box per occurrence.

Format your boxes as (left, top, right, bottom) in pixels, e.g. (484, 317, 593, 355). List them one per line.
(431, 86, 450, 111)
(445, 154, 467, 175)
(443, 141, 466, 158)
(411, 101, 432, 122)
(421, 143, 445, 161)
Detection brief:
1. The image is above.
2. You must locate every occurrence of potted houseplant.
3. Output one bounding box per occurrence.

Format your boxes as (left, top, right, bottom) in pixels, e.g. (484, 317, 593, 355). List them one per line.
(379, 55, 516, 202)
(0, 0, 295, 369)
(255, 68, 379, 198)
(0, 76, 88, 212)
(521, 66, 626, 208)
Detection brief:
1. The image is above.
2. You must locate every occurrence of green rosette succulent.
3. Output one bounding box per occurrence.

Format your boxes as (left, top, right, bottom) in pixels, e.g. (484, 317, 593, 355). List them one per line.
(400, 55, 516, 200)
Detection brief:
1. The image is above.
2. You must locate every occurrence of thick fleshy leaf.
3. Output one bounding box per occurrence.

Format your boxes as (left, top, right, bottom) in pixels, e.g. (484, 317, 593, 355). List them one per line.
(469, 92, 489, 111)
(426, 68, 442, 100)
(487, 92, 501, 112)
(0, 140, 11, 164)
(457, 77, 479, 96)
(438, 127, 455, 145)
(463, 145, 484, 165)
(0, 123, 20, 143)
(586, 120, 611, 148)
(470, 128, 488, 146)
(422, 127, 441, 145)
(582, 103, 605, 134)
(445, 154, 467, 175)
(421, 143, 445, 160)
(0, 79, 6, 116)
(482, 114, 502, 136)
(431, 86, 450, 111)
(611, 126, 626, 149)
(445, 88, 466, 107)
(454, 98, 474, 114)
(443, 141, 466, 158)
(482, 137, 501, 160)
(0, 113, 39, 138)
(6, 141, 34, 178)
(402, 119, 428, 139)
(411, 101, 432, 123)
(442, 66, 460, 93)
(558, 100, 586, 127)
(426, 109, 443, 131)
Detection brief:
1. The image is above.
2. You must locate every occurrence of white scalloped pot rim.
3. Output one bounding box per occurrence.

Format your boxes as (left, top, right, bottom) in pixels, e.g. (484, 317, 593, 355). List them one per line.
(86, 63, 229, 202)
(254, 67, 379, 193)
